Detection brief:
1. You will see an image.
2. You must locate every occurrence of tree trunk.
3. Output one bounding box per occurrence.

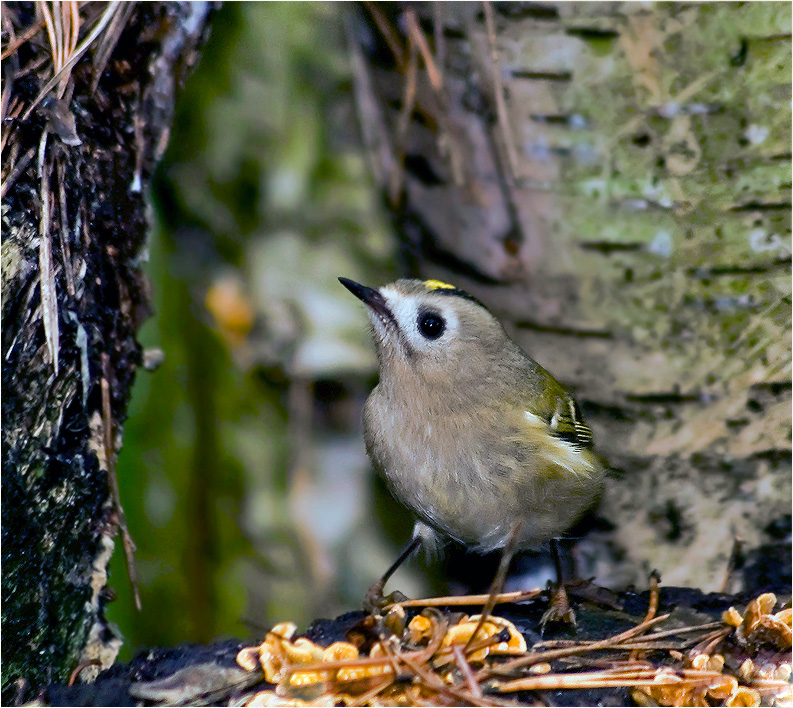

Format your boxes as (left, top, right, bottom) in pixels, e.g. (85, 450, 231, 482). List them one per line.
(1, 3, 213, 701)
(349, 2, 791, 591)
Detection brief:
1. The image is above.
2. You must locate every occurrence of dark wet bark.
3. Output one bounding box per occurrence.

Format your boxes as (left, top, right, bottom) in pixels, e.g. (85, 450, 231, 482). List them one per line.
(1, 3, 214, 701)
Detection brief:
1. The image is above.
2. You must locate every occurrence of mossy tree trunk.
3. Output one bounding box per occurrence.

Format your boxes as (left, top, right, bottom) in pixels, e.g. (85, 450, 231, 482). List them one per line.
(350, 2, 791, 591)
(1, 3, 212, 701)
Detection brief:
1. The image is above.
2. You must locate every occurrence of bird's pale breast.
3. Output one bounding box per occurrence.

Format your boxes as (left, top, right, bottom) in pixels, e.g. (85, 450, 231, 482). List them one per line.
(363, 387, 602, 552)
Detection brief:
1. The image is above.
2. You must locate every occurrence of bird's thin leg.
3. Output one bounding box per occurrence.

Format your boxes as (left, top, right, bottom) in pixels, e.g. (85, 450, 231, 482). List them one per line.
(364, 536, 422, 613)
(464, 521, 523, 652)
(540, 537, 576, 630)
(551, 537, 565, 582)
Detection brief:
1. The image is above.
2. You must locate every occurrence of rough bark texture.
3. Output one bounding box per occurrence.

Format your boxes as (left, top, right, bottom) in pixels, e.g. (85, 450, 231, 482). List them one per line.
(349, 2, 791, 591)
(1, 3, 213, 701)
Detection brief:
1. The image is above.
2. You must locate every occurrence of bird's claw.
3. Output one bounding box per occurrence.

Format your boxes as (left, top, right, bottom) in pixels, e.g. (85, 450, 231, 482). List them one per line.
(539, 583, 577, 634)
(363, 580, 409, 615)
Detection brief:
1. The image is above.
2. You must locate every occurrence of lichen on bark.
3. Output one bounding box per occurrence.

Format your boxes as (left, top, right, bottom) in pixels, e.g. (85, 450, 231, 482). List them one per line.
(349, 1, 791, 593)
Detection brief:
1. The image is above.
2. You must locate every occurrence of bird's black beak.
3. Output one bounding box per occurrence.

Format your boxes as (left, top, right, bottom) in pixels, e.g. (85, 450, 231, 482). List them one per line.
(338, 277, 395, 325)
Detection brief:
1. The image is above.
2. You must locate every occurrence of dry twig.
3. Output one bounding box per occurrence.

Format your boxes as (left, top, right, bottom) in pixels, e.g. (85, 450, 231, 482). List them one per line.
(390, 589, 540, 610)
(479, 614, 671, 679)
(23, 1, 124, 120)
(1, 147, 35, 199)
(38, 129, 60, 374)
(101, 352, 142, 611)
(1, 15, 46, 60)
(362, 1, 405, 66)
(404, 9, 442, 92)
(481, 1, 519, 182)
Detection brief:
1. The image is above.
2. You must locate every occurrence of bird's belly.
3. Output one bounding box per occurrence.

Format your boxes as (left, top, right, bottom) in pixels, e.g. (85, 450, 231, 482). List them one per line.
(379, 436, 598, 553)
(364, 393, 602, 553)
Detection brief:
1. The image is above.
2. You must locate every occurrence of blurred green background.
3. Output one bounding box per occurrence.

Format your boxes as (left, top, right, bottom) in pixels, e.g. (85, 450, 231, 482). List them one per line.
(106, 3, 423, 658)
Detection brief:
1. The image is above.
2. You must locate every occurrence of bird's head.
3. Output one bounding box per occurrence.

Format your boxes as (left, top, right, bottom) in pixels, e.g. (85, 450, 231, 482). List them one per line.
(339, 277, 515, 387)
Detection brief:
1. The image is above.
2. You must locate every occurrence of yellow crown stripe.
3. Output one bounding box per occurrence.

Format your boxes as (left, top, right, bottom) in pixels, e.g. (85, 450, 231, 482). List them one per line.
(424, 279, 456, 291)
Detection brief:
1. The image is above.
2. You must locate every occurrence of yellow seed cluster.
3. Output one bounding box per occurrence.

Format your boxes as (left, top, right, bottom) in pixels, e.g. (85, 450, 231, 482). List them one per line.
(631, 667, 759, 708)
(634, 593, 792, 708)
(235, 592, 792, 707)
(433, 614, 527, 665)
(722, 592, 792, 649)
(236, 611, 526, 705)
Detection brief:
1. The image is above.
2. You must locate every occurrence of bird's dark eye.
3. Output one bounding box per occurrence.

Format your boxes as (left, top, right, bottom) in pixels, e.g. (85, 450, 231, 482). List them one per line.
(418, 311, 445, 340)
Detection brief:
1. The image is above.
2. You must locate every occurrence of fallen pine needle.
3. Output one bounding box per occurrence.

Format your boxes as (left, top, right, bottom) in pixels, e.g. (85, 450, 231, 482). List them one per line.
(495, 667, 727, 693)
(389, 589, 540, 609)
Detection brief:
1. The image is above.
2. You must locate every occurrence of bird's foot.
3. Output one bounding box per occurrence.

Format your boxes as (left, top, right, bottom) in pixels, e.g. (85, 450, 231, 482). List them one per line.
(363, 579, 409, 615)
(538, 578, 623, 634)
(539, 582, 577, 634)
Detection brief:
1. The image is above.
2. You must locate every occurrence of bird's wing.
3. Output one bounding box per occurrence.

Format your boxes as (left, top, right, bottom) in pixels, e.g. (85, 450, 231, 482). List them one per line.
(547, 394, 594, 450)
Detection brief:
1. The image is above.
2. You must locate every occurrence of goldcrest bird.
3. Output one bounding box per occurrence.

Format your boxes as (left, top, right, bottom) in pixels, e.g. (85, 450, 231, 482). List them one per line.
(339, 277, 604, 607)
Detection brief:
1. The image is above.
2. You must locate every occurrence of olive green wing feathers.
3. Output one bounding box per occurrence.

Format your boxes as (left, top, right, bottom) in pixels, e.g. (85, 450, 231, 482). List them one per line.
(547, 394, 594, 449)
